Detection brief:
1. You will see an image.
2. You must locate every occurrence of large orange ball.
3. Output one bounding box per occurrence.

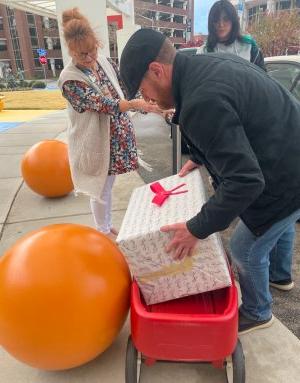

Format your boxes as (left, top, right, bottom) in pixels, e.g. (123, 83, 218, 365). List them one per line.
(21, 140, 74, 197)
(0, 224, 131, 370)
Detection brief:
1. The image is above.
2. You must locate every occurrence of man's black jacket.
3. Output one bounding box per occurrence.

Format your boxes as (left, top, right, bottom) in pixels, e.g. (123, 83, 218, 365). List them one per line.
(172, 53, 300, 239)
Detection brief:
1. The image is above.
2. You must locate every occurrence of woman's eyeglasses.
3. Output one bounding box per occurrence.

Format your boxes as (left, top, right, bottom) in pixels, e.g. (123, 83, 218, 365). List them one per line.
(213, 15, 231, 26)
(75, 49, 98, 61)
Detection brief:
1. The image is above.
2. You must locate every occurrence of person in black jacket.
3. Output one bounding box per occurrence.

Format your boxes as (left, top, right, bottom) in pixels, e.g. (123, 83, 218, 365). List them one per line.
(120, 29, 300, 335)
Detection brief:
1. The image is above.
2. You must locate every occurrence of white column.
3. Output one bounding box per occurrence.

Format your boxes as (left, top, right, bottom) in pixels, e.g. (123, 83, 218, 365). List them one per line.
(50, 58, 56, 77)
(267, 0, 276, 13)
(55, 0, 109, 65)
(237, 0, 246, 32)
(46, 37, 53, 50)
(116, 1, 139, 62)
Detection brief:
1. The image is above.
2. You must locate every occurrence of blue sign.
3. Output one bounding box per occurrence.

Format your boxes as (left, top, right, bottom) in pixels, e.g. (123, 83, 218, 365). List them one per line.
(37, 48, 47, 57)
(237, 1, 244, 12)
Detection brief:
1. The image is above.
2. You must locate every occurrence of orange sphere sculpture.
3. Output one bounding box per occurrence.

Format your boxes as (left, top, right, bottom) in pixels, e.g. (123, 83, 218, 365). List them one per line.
(0, 224, 131, 370)
(21, 140, 73, 197)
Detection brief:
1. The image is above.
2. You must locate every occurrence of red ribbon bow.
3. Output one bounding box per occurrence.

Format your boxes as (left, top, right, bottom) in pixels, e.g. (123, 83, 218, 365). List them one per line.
(150, 182, 188, 206)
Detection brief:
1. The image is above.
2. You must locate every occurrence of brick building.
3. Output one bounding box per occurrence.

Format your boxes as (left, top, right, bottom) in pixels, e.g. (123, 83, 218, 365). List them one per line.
(0, 4, 62, 80)
(0, 1, 195, 80)
(134, 0, 194, 48)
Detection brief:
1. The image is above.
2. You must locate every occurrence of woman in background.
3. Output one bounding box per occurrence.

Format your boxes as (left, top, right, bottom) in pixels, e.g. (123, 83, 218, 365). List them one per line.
(200, 0, 265, 70)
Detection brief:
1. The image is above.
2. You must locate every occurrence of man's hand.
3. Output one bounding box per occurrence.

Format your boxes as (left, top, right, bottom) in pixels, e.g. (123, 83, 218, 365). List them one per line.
(179, 160, 200, 177)
(160, 222, 199, 260)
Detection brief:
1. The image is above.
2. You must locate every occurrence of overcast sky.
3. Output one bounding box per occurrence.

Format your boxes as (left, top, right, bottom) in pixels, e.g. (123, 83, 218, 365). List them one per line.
(194, 0, 215, 34)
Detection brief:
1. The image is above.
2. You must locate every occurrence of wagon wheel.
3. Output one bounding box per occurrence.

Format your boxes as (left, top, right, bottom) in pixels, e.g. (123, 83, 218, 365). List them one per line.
(225, 339, 245, 383)
(125, 335, 142, 383)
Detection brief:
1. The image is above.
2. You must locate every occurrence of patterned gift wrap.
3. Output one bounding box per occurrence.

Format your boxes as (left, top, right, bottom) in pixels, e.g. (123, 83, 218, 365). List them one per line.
(117, 170, 231, 305)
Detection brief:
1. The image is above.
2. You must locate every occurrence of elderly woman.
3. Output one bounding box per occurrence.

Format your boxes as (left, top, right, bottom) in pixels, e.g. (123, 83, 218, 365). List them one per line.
(59, 8, 159, 240)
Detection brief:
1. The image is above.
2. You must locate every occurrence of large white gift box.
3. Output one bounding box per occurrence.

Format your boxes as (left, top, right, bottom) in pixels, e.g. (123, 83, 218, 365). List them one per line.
(117, 170, 231, 305)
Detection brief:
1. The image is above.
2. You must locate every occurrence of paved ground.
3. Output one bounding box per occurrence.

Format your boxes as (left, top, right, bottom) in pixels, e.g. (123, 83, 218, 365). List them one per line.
(0, 110, 300, 382)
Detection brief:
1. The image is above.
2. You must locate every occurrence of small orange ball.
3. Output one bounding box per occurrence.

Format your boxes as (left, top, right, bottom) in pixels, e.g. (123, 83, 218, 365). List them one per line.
(21, 140, 73, 197)
(0, 224, 131, 370)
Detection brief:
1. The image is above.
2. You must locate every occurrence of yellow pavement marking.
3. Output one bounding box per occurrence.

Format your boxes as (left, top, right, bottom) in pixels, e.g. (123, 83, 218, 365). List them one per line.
(0, 110, 57, 122)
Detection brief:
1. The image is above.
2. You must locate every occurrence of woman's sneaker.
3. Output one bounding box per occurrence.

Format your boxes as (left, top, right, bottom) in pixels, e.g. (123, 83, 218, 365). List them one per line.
(269, 279, 294, 291)
(238, 311, 274, 335)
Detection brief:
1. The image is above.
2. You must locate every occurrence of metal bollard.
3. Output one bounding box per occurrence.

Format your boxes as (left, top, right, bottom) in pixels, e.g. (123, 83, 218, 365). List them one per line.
(171, 123, 182, 175)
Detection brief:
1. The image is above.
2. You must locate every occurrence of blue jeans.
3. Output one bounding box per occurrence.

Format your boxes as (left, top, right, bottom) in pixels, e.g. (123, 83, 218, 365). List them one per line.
(230, 209, 300, 321)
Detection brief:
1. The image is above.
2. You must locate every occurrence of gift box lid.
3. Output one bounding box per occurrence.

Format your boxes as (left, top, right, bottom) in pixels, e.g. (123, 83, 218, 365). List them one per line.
(117, 170, 206, 242)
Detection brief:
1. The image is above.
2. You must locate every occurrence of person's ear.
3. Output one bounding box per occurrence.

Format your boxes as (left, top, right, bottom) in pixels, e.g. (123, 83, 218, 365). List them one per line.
(148, 62, 163, 80)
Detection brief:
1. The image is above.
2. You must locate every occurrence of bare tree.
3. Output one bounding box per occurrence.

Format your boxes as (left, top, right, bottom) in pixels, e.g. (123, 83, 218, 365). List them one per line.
(248, 9, 300, 56)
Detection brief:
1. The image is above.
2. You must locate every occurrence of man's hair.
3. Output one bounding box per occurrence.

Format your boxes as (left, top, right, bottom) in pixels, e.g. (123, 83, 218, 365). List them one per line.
(207, 0, 241, 50)
(155, 39, 176, 64)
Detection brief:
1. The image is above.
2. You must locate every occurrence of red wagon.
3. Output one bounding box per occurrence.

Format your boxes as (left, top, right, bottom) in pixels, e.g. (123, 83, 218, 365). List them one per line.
(125, 274, 245, 383)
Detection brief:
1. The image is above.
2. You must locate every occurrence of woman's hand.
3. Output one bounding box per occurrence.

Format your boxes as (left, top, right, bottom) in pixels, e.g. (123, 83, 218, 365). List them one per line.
(119, 99, 163, 114)
(130, 99, 163, 114)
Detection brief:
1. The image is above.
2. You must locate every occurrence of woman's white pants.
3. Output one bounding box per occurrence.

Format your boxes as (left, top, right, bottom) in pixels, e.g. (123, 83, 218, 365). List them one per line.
(89, 175, 116, 234)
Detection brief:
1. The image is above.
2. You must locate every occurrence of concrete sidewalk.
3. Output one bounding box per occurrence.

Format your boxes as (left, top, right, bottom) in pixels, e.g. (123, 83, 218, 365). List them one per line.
(0, 110, 299, 383)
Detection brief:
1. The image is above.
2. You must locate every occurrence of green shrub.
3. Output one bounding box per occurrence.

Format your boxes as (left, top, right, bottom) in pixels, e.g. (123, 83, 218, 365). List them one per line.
(32, 81, 46, 89)
(7, 78, 18, 89)
(19, 79, 30, 88)
(28, 80, 35, 88)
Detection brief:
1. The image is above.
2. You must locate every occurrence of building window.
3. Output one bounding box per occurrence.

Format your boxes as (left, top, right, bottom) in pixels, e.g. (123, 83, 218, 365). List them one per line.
(173, 0, 184, 9)
(49, 18, 58, 30)
(174, 30, 184, 38)
(43, 18, 58, 30)
(159, 13, 172, 22)
(0, 17, 4, 31)
(29, 27, 37, 37)
(55, 58, 63, 70)
(34, 58, 41, 67)
(174, 15, 184, 24)
(7, 7, 24, 71)
(248, 5, 267, 22)
(32, 49, 42, 67)
(31, 37, 39, 47)
(0, 39, 7, 51)
(276, 0, 292, 10)
(52, 38, 61, 50)
(26, 13, 35, 26)
(47, 58, 63, 71)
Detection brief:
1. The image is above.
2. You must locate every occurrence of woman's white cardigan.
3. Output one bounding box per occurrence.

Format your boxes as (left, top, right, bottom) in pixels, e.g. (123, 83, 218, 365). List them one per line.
(58, 55, 125, 202)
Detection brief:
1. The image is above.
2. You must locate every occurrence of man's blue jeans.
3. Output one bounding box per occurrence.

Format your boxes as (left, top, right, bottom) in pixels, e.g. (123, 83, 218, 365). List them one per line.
(230, 209, 300, 321)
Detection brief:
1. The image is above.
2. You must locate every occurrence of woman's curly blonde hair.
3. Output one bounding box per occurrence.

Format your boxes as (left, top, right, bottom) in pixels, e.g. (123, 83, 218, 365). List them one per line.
(62, 8, 102, 52)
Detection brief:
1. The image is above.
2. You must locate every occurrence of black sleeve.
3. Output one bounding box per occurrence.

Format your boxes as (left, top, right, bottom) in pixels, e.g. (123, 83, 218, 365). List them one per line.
(251, 45, 266, 71)
(182, 97, 265, 239)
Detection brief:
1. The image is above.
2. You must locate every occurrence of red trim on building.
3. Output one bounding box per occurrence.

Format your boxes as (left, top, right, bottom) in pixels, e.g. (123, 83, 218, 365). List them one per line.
(107, 15, 123, 30)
